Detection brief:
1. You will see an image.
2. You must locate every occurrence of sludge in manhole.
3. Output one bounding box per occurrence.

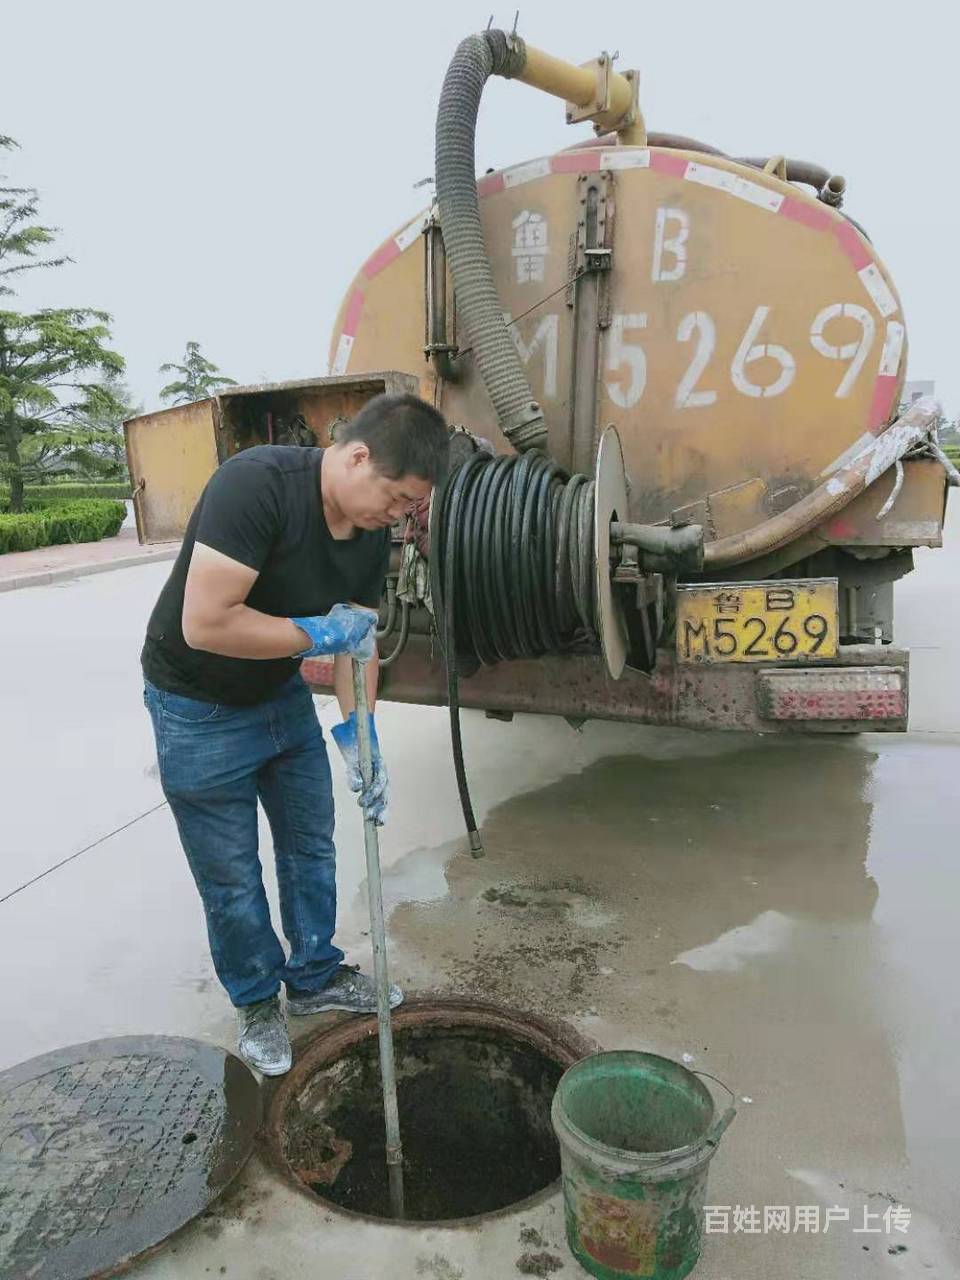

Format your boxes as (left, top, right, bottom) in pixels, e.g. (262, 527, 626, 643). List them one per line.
(269, 1001, 586, 1222)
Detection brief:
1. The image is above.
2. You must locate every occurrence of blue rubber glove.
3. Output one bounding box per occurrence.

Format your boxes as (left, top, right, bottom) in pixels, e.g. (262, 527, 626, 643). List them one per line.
(331, 711, 389, 826)
(291, 603, 377, 662)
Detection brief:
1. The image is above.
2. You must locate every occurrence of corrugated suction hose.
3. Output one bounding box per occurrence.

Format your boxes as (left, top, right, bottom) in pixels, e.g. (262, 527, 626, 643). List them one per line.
(435, 31, 547, 452)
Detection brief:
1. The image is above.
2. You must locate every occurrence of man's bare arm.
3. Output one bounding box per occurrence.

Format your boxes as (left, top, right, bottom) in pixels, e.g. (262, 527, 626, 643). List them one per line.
(182, 543, 310, 658)
(333, 649, 379, 718)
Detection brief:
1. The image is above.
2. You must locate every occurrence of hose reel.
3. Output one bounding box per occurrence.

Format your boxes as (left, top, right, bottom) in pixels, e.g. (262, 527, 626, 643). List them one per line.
(430, 426, 704, 854)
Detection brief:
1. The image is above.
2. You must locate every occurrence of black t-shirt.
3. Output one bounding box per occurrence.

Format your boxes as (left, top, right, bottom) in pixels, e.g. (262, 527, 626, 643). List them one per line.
(141, 446, 389, 705)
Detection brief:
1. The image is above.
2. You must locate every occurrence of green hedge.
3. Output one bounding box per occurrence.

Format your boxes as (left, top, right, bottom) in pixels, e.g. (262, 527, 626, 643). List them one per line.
(0, 499, 127, 555)
(0, 481, 131, 511)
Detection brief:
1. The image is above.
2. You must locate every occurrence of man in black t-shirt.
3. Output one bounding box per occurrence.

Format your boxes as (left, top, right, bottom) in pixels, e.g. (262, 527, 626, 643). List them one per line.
(142, 393, 449, 1076)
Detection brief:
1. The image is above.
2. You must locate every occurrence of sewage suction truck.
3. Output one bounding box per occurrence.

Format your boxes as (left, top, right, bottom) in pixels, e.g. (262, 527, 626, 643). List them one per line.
(126, 28, 953, 735)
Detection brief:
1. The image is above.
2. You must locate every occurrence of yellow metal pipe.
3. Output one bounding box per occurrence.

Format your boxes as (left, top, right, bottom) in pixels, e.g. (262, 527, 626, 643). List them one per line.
(617, 116, 647, 147)
(517, 46, 598, 107)
(516, 44, 635, 126)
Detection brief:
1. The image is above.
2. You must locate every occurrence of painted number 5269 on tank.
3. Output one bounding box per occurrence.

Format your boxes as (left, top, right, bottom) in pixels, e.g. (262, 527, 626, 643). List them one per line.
(676, 579, 839, 664)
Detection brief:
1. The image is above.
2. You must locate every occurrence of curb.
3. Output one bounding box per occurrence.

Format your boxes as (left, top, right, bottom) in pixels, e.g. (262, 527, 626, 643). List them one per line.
(0, 546, 180, 594)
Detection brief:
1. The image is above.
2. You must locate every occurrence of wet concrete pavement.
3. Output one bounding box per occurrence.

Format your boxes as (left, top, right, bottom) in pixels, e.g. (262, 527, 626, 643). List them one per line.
(1, 506, 958, 1279)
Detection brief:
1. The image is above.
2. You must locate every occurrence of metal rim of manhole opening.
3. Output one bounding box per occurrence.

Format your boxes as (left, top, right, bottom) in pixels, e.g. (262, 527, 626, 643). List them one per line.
(263, 997, 595, 1227)
(0, 1035, 261, 1280)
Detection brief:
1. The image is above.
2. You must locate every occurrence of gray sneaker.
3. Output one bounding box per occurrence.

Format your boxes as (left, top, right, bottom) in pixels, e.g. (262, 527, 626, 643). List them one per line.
(287, 965, 404, 1016)
(236, 996, 292, 1076)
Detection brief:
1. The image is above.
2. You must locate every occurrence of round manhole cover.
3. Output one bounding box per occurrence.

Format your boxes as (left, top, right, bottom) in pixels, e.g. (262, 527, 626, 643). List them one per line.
(0, 1036, 260, 1280)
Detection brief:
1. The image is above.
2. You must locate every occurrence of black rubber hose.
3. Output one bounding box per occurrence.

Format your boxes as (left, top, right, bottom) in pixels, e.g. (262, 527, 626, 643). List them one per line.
(738, 156, 833, 193)
(430, 453, 599, 853)
(378, 601, 410, 669)
(435, 32, 547, 452)
(646, 131, 727, 156)
(437, 453, 487, 855)
(434, 452, 599, 662)
(375, 580, 398, 640)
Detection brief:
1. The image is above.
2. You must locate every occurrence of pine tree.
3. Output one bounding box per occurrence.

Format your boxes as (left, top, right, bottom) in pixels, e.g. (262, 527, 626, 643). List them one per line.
(159, 341, 237, 404)
(0, 137, 125, 511)
(23, 371, 140, 481)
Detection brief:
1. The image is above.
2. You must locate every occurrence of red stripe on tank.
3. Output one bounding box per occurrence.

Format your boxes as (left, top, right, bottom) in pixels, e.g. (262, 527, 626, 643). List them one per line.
(550, 151, 601, 174)
(362, 239, 401, 279)
(834, 220, 872, 270)
(477, 172, 506, 197)
(649, 151, 689, 177)
(780, 195, 833, 232)
(868, 375, 899, 434)
(342, 291, 365, 337)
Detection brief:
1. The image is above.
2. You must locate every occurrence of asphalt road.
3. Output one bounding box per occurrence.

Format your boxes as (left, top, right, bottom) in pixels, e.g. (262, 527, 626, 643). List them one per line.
(1, 504, 957, 1279)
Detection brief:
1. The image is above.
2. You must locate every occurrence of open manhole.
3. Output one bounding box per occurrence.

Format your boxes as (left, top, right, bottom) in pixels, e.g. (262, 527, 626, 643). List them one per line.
(266, 999, 591, 1223)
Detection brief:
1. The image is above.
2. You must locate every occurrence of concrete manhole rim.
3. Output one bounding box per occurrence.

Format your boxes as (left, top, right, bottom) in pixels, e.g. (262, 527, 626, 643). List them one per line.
(264, 995, 595, 1229)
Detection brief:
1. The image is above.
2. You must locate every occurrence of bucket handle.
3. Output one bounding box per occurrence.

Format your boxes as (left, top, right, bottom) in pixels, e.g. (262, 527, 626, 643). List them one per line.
(692, 1069, 737, 1149)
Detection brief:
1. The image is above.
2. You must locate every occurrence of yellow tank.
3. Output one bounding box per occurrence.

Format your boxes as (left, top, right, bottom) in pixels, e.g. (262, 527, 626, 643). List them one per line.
(330, 143, 911, 553)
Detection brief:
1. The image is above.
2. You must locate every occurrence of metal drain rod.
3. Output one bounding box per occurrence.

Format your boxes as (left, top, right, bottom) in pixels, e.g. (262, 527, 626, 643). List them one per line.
(352, 658, 405, 1219)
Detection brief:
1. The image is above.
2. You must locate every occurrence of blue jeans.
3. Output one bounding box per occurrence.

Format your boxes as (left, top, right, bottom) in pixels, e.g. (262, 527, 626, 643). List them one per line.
(143, 673, 344, 1007)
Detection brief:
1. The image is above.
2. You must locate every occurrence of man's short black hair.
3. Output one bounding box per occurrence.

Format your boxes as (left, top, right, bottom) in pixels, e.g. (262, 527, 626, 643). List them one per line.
(338, 393, 449, 484)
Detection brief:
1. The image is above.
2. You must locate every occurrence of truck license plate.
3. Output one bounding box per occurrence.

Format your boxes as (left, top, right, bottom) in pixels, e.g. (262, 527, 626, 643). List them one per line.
(676, 579, 839, 664)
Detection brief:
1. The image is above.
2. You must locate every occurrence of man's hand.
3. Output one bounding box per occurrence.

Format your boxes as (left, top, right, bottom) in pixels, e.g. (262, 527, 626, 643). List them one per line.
(291, 604, 378, 663)
(331, 711, 389, 825)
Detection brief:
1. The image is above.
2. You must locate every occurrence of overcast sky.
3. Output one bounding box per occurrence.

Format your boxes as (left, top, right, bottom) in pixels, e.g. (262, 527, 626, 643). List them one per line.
(3, 0, 957, 417)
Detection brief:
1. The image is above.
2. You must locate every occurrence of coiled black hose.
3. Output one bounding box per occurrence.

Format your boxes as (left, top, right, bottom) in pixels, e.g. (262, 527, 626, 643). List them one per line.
(430, 451, 599, 854)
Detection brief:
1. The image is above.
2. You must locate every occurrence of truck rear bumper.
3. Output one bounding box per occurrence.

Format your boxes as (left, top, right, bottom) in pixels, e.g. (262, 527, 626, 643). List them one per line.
(304, 639, 909, 733)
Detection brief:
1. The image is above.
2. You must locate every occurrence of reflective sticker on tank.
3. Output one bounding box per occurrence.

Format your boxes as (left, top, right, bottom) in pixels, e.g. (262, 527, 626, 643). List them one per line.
(857, 264, 898, 318)
(331, 333, 353, 375)
(879, 320, 906, 375)
(684, 162, 784, 212)
(504, 157, 552, 188)
(599, 148, 651, 169)
(394, 212, 428, 253)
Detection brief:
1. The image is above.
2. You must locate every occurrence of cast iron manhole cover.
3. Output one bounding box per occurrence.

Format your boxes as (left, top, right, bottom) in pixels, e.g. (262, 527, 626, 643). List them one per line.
(0, 1036, 260, 1280)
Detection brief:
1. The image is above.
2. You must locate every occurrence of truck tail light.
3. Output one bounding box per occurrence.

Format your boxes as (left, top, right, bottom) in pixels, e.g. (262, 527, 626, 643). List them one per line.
(757, 666, 906, 723)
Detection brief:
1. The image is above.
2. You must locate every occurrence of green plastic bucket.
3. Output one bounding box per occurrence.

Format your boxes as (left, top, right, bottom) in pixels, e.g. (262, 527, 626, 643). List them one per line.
(551, 1052, 735, 1280)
